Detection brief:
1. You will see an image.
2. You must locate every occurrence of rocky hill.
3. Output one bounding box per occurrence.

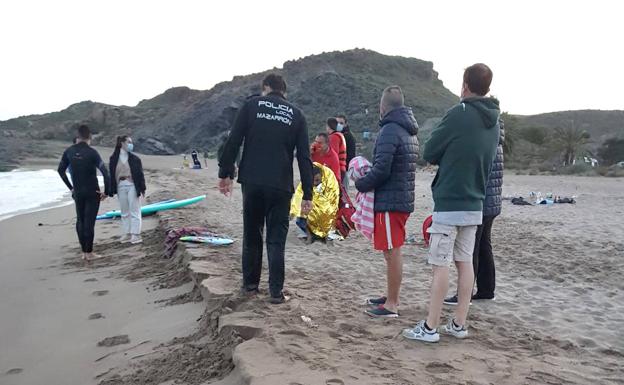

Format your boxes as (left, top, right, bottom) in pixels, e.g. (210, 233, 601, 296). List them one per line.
(0, 49, 458, 161)
(516, 110, 624, 143)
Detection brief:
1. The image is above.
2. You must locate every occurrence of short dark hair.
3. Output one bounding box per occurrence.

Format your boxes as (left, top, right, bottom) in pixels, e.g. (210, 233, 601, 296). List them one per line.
(77, 124, 91, 140)
(316, 132, 329, 142)
(336, 114, 347, 123)
(262, 73, 287, 94)
(326, 117, 338, 131)
(313, 165, 322, 176)
(463, 63, 493, 96)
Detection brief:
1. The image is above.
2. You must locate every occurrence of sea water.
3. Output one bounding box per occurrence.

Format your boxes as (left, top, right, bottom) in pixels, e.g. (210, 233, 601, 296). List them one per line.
(0, 169, 86, 221)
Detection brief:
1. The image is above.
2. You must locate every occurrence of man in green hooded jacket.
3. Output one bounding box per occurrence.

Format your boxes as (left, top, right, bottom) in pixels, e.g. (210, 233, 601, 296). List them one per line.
(402, 63, 500, 343)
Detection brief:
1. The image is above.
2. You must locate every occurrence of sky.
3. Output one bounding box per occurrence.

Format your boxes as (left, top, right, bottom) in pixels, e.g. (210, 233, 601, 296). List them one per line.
(1, 0, 623, 120)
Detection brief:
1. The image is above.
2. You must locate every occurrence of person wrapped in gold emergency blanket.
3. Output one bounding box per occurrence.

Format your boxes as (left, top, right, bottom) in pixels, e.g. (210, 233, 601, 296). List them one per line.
(290, 163, 340, 242)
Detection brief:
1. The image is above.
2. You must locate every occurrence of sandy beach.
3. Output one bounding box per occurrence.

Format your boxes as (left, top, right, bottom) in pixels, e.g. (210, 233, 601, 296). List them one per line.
(1, 153, 623, 385)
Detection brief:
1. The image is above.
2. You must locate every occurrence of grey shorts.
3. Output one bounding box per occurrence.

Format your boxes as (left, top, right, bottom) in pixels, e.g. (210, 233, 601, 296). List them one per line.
(427, 223, 477, 266)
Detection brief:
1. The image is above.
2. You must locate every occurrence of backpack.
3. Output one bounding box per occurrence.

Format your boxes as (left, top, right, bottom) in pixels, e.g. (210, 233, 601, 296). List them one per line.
(334, 184, 356, 238)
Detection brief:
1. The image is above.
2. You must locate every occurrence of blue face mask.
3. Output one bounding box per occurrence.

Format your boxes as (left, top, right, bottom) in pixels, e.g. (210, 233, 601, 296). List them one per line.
(336, 123, 344, 132)
(126, 143, 134, 152)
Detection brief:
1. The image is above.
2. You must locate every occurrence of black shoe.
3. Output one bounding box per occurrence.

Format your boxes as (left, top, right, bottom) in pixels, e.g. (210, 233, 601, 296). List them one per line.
(269, 293, 290, 304)
(472, 292, 496, 301)
(241, 286, 259, 297)
(443, 294, 472, 306)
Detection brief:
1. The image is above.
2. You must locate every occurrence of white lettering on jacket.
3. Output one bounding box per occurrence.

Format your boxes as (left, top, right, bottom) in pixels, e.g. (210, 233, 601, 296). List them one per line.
(258, 100, 294, 114)
(256, 112, 292, 126)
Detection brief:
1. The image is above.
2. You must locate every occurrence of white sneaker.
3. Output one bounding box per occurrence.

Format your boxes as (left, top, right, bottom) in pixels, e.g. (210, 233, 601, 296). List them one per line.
(402, 320, 440, 343)
(119, 234, 131, 244)
(442, 319, 468, 339)
(130, 235, 143, 244)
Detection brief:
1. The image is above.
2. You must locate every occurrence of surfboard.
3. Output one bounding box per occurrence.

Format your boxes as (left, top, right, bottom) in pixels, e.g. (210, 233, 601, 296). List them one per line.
(179, 236, 234, 246)
(96, 196, 205, 220)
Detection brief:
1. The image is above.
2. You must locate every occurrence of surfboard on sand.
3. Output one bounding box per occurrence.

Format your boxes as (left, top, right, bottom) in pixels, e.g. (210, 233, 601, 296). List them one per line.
(96, 195, 206, 220)
(179, 236, 234, 246)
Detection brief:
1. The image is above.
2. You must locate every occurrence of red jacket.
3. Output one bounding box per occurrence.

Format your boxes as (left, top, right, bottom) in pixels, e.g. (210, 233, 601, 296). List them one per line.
(312, 147, 341, 183)
(329, 132, 347, 173)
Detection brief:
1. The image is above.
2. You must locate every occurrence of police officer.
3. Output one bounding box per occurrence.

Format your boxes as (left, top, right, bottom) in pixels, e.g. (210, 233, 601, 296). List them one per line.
(218, 74, 313, 304)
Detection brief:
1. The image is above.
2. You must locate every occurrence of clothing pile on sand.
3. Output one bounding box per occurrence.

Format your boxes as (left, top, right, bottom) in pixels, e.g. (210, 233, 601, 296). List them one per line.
(508, 192, 576, 206)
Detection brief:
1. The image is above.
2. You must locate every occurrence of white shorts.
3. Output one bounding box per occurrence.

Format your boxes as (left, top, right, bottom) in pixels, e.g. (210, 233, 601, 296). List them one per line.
(427, 223, 477, 266)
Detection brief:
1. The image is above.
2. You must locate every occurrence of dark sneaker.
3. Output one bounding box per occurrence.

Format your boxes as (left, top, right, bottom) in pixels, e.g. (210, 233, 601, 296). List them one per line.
(472, 292, 496, 301)
(366, 296, 387, 306)
(365, 305, 398, 318)
(443, 294, 472, 306)
(241, 286, 259, 297)
(269, 293, 290, 304)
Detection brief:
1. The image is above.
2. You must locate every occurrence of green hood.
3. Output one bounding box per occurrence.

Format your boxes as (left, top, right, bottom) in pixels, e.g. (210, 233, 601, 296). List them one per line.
(461, 97, 500, 129)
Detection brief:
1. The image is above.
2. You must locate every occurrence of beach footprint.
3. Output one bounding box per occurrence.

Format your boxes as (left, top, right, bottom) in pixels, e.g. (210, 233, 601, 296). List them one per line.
(88, 313, 105, 320)
(97, 335, 130, 347)
(6, 368, 24, 375)
(92, 290, 109, 296)
(326, 379, 345, 385)
(84, 278, 98, 282)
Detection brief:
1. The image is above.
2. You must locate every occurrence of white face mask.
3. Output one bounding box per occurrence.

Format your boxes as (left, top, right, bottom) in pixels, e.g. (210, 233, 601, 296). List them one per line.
(126, 143, 134, 152)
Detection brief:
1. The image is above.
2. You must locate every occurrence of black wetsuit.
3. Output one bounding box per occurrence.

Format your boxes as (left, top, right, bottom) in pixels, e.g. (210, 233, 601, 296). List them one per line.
(58, 142, 111, 253)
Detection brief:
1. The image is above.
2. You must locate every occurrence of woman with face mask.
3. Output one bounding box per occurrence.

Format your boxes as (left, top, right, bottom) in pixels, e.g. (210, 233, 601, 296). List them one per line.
(109, 135, 146, 244)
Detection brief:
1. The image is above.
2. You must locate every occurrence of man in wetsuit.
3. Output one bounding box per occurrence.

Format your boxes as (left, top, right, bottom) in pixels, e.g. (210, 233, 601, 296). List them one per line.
(58, 124, 111, 261)
(218, 73, 313, 304)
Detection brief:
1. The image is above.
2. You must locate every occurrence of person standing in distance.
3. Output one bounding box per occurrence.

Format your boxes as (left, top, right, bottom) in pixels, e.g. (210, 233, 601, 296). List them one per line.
(326, 117, 347, 181)
(402, 63, 500, 343)
(109, 135, 146, 245)
(218, 74, 313, 304)
(356, 86, 419, 318)
(336, 114, 357, 190)
(58, 124, 111, 261)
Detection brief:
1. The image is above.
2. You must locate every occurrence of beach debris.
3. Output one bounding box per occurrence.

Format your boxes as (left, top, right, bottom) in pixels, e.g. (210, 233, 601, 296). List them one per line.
(301, 315, 318, 328)
(92, 290, 109, 296)
(6, 368, 24, 375)
(97, 334, 131, 347)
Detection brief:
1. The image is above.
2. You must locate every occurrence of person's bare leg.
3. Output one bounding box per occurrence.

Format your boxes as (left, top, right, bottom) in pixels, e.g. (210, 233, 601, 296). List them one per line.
(454, 260, 474, 326)
(426, 265, 450, 329)
(383, 247, 402, 313)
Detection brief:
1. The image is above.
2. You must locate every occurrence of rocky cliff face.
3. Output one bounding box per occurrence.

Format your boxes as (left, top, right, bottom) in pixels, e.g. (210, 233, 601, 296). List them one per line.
(0, 49, 458, 155)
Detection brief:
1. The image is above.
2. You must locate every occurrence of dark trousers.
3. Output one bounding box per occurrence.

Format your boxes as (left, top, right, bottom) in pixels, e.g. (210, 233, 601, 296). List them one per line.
(74, 193, 100, 253)
(241, 183, 291, 298)
(472, 215, 497, 297)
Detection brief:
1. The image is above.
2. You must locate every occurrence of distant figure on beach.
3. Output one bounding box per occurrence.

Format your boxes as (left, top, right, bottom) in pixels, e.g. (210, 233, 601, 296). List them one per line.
(311, 132, 341, 183)
(326, 117, 347, 182)
(444, 119, 505, 305)
(218, 73, 313, 304)
(203, 150, 209, 168)
(402, 63, 499, 343)
(355, 86, 419, 318)
(290, 164, 340, 244)
(182, 154, 190, 169)
(336, 114, 357, 191)
(58, 124, 111, 261)
(191, 150, 202, 169)
(109, 135, 146, 245)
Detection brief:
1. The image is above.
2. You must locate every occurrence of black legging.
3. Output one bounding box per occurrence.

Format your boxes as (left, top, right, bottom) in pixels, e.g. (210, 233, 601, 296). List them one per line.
(74, 193, 100, 253)
(472, 215, 497, 297)
(241, 183, 291, 298)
